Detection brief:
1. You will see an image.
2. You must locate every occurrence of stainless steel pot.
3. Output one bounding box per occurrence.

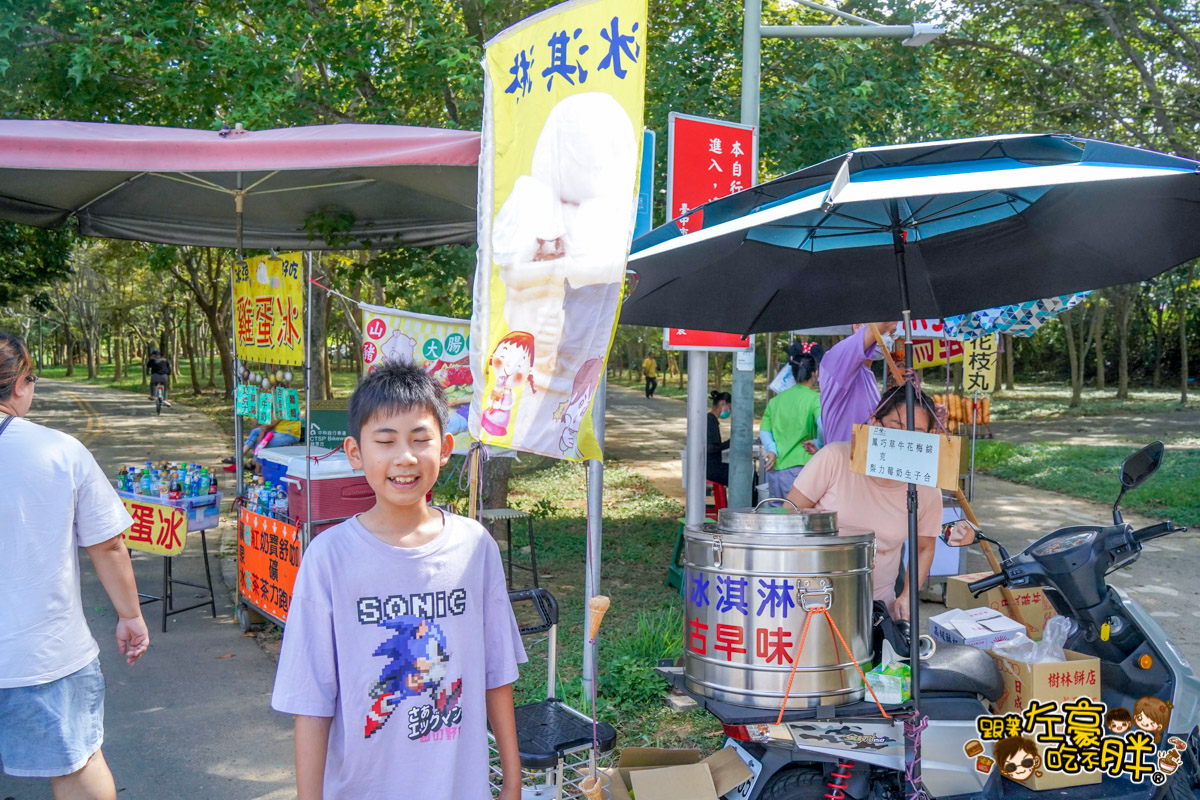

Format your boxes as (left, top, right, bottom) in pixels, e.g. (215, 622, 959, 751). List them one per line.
(683, 501, 875, 709)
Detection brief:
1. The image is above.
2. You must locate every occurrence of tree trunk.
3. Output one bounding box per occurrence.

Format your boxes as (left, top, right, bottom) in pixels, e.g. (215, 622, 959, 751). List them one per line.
(1153, 305, 1165, 388)
(309, 269, 330, 402)
(208, 331, 217, 388)
(1004, 333, 1015, 390)
(113, 328, 123, 381)
(1114, 289, 1134, 400)
(1092, 300, 1107, 390)
(1062, 312, 1082, 407)
(184, 300, 202, 396)
(85, 334, 97, 379)
(1180, 298, 1190, 405)
(712, 353, 727, 393)
(480, 454, 513, 510)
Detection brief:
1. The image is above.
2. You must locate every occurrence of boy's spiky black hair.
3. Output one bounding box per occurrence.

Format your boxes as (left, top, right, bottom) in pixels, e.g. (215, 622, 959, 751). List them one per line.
(348, 361, 450, 442)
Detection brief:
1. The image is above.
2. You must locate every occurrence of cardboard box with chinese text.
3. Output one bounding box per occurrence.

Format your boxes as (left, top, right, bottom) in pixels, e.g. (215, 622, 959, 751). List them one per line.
(945, 572, 1057, 639)
(987, 649, 1102, 790)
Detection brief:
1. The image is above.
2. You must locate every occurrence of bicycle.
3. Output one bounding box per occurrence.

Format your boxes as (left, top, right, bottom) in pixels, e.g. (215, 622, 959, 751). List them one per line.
(153, 383, 166, 415)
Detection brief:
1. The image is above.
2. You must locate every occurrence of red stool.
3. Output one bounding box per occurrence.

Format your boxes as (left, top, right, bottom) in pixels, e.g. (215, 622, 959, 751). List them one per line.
(706, 480, 728, 520)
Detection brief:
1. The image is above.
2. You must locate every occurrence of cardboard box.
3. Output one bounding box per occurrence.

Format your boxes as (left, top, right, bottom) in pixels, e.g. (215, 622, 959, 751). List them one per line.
(929, 607, 1025, 650)
(607, 746, 753, 800)
(945, 572, 1057, 639)
(988, 649, 1102, 790)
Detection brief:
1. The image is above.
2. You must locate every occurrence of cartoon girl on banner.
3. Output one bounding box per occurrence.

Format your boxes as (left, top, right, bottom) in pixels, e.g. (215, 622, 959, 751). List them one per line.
(554, 357, 603, 458)
(481, 331, 535, 438)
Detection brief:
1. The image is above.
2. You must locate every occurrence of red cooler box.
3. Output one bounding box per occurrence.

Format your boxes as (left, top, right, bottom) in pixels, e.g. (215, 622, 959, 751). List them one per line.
(285, 452, 375, 535)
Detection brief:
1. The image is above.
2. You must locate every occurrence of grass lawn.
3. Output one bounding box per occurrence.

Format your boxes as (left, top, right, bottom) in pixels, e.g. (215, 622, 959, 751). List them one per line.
(977, 385, 1194, 421)
(974, 441, 1200, 526)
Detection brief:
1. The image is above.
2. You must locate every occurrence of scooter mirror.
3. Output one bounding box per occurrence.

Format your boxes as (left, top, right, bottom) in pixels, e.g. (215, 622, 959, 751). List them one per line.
(1120, 441, 1165, 491)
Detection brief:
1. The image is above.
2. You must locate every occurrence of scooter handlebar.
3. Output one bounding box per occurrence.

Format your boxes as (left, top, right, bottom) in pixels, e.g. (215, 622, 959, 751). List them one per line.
(1131, 520, 1186, 543)
(968, 572, 1008, 595)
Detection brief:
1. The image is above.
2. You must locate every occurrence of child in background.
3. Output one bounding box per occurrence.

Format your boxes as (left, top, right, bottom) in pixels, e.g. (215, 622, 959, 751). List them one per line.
(271, 362, 526, 799)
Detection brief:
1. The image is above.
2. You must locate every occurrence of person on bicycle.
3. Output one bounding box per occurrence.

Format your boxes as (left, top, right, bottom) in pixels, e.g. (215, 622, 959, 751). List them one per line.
(145, 350, 172, 406)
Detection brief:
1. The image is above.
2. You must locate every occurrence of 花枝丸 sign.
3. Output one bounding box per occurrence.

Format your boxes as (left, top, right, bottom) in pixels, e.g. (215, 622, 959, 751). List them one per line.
(963, 335, 999, 394)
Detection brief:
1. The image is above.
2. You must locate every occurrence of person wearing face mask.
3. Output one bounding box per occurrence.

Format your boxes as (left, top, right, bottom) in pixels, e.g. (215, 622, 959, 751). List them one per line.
(786, 384, 975, 621)
(760, 342, 823, 499)
(818, 321, 898, 444)
(706, 391, 733, 488)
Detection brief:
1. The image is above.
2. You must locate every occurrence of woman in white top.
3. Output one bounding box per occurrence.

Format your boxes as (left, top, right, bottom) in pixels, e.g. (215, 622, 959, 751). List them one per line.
(0, 331, 149, 797)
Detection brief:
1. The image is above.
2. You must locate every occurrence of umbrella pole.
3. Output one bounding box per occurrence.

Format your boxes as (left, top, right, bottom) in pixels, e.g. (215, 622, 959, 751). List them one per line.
(893, 224, 924, 800)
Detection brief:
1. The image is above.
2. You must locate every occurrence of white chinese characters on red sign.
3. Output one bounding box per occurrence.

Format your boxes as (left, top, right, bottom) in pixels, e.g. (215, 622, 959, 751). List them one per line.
(667, 113, 756, 236)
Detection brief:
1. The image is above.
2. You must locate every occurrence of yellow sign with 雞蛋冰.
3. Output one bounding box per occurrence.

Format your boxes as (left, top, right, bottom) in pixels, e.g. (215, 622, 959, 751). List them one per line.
(233, 252, 304, 366)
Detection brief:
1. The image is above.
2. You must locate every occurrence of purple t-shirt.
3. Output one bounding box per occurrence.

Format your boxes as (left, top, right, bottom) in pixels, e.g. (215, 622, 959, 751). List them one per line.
(271, 513, 526, 799)
(818, 332, 882, 444)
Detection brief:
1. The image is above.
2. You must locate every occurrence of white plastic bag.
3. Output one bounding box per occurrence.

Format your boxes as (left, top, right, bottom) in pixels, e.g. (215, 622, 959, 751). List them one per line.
(991, 615, 1074, 663)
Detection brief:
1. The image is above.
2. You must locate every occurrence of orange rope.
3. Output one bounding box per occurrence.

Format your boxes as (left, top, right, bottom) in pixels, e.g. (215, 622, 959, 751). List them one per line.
(820, 608, 891, 719)
(775, 608, 818, 725)
(775, 607, 892, 724)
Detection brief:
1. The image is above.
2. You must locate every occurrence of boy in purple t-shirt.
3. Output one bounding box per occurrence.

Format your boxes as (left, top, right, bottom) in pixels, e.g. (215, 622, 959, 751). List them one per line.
(271, 362, 526, 799)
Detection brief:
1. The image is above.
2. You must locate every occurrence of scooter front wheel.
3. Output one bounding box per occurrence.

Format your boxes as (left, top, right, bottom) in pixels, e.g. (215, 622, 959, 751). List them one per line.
(759, 767, 825, 800)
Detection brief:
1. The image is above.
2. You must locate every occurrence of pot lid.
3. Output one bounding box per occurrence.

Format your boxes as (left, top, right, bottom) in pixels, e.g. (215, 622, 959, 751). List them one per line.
(717, 500, 838, 535)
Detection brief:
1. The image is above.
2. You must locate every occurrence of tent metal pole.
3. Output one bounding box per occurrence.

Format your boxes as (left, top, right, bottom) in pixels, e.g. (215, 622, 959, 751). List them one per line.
(304, 252, 313, 549)
(233, 176, 245, 503)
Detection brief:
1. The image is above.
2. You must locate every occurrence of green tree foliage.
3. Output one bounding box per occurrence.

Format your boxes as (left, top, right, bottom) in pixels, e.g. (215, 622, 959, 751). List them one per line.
(0, 222, 72, 305)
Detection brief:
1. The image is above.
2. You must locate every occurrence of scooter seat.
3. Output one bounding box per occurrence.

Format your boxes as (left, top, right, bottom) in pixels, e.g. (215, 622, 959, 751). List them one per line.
(918, 642, 1005, 702)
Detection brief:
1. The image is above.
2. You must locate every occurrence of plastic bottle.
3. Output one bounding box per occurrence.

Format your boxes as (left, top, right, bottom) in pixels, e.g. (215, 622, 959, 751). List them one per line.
(168, 473, 182, 501)
(208, 472, 219, 497)
(259, 481, 273, 515)
(271, 486, 288, 521)
(197, 469, 210, 496)
(140, 469, 152, 496)
(157, 471, 169, 500)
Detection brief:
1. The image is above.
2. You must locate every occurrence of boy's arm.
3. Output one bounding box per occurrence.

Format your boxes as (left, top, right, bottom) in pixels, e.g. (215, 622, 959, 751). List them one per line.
(486, 684, 522, 800)
(294, 714, 333, 800)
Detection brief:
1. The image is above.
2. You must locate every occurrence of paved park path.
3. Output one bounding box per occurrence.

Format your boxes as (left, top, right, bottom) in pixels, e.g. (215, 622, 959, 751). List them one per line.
(0, 381, 294, 800)
(604, 383, 1200, 666)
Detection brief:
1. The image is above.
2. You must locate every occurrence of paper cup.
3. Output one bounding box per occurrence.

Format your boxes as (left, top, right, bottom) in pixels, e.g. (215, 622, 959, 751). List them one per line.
(580, 771, 610, 800)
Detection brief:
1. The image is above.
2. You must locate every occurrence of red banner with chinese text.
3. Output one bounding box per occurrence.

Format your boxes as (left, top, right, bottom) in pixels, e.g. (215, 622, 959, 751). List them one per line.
(238, 508, 301, 623)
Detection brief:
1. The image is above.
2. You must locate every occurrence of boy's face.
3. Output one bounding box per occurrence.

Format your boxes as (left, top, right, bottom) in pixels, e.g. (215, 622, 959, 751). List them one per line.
(345, 406, 453, 511)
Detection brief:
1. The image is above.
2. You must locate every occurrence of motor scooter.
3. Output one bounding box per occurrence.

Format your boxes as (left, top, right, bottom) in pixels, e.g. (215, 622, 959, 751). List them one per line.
(660, 441, 1200, 800)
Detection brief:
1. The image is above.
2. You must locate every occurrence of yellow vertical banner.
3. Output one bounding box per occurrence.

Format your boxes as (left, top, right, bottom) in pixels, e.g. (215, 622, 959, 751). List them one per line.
(469, 0, 648, 460)
(233, 252, 304, 366)
(963, 335, 999, 394)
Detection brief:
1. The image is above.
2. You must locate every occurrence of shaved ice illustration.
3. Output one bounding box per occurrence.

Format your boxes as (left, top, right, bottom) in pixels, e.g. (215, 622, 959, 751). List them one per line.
(495, 92, 637, 395)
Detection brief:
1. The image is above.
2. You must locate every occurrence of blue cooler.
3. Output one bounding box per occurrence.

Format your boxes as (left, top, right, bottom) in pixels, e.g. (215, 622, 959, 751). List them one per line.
(257, 445, 318, 487)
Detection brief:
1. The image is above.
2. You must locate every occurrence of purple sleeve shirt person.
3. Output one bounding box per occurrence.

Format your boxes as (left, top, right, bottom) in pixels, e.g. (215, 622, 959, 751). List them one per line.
(818, 329, 883, 444)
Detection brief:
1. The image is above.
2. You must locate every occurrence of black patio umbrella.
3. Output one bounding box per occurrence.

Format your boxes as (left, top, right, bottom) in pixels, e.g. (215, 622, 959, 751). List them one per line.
(620, 133, 1200, 739)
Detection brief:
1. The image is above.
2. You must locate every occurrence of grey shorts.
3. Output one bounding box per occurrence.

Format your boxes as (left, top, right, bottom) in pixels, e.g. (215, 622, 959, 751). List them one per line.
(766, 464, 804, 502)
(0, 657, 105, 778)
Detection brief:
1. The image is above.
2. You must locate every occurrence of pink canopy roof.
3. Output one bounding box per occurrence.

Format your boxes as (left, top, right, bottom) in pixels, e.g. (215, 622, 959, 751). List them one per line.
(0, 120, 482, 249)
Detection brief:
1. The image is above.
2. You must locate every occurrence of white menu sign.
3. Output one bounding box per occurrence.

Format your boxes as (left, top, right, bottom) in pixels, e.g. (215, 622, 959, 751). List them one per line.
(864, 426, 941, 487)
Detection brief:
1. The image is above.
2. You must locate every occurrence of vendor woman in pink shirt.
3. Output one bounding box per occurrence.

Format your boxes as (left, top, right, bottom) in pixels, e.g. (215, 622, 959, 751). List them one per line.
(787, 384, 975, 621)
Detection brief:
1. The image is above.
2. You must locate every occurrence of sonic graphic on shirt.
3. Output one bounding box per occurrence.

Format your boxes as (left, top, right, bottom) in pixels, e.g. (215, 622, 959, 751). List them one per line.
(364, 615, 463, 739)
